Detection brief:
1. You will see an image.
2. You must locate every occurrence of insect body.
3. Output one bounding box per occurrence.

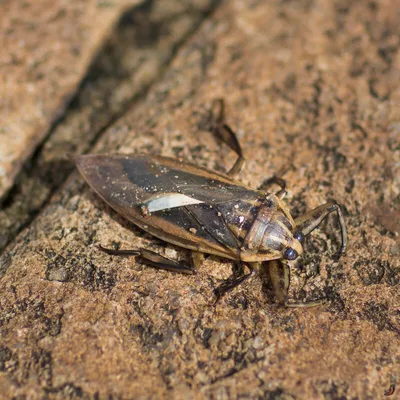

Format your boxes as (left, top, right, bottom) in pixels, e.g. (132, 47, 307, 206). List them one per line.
(73, 100, 347, 306)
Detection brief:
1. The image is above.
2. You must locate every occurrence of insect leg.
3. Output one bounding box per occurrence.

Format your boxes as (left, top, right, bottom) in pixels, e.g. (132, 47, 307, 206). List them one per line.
(294, 202, 347, 260)
(268, 260, 325, 307)
(384, 384, 396, 396)
(268, 259, 289, 305)
(208, 99, 245, 178)
(98, 245, 195, 275)
(98, 245, 140, 256)
(214, 262, 255, 304)
(191, 251, 205, 270)
(258, 176, 287, 199)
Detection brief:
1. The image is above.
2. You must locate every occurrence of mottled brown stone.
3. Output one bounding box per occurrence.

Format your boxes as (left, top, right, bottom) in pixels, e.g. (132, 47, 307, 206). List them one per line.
(0, 0, 399, 399)
(0, 0, 142, 200)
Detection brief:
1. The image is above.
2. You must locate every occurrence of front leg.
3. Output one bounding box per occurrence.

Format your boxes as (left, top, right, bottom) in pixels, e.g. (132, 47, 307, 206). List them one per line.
(294, 202, 347, 260)
(268, 260, 324, 307)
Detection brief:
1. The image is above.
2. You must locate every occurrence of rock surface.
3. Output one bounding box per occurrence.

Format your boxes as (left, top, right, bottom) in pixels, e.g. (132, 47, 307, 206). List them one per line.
(0, 0, 399, 399)
(0, 0, 142, 200)
(0, 0, 218, 254)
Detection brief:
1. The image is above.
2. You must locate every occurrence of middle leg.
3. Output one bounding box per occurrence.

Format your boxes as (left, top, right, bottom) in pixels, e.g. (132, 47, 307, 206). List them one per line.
(294, 202, 347, 260)
(258, 176, 287, 199)
(214, 261, 256, 304)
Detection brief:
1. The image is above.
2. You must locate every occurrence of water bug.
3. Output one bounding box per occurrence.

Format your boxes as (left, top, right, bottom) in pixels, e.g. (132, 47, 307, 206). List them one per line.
(71, 99, 347, 307)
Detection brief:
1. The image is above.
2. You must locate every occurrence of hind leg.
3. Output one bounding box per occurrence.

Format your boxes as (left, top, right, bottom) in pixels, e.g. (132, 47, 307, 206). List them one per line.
(205, 98, 245, 178)
(98, 245, 195, 275)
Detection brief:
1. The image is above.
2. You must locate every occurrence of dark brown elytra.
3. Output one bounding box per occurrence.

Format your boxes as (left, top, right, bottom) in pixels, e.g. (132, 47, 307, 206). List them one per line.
(71, 99, 347, 307)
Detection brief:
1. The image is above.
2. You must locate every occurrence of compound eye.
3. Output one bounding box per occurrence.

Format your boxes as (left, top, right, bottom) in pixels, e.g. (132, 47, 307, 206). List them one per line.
(293, 230, 305, 244)
(283, 247, 298, 261)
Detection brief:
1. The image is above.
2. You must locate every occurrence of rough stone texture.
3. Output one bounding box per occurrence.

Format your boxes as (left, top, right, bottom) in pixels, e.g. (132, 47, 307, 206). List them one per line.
(0, 0, 219, 254)
(0, 0, 143, 200)
(0, 0, 399, 399)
